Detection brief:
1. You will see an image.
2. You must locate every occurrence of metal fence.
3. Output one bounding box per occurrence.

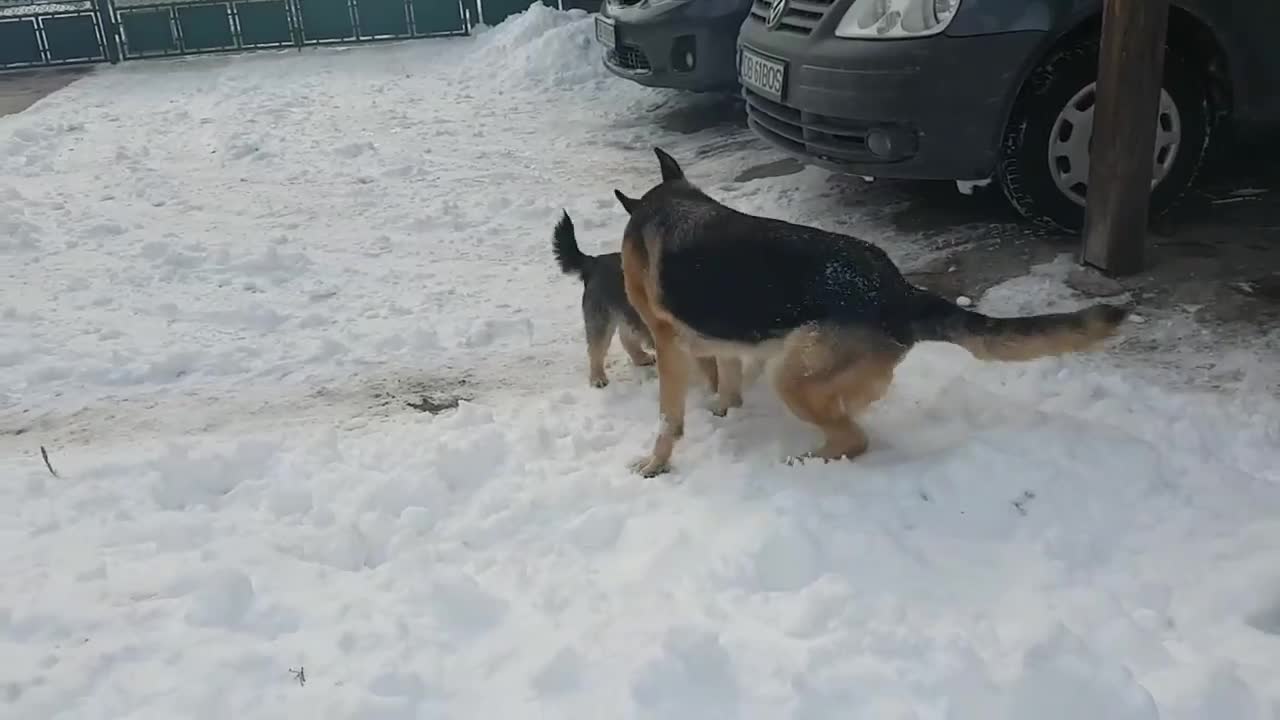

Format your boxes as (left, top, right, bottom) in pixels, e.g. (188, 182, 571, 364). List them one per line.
(0, 0, 585, 69)
(0, 0, 111, 68)
(113, 0, 469, 59)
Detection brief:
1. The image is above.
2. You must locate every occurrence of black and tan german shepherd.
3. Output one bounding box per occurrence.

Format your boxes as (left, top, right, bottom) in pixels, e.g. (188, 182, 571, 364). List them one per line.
(614, 148, 1129, 477)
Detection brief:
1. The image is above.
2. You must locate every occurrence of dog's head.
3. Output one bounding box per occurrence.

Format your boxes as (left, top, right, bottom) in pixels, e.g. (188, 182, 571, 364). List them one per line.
(612, 147, 701, 217)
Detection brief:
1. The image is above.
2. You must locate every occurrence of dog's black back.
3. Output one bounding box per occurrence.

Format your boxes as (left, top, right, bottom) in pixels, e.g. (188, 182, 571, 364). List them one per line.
(618, 149, 1125, 361)
(626, 187, 929, 345)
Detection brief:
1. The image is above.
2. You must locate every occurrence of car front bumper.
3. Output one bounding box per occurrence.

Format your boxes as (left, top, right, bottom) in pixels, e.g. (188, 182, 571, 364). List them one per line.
(737, 7, 1044, 180)
(599, 0, 751, 92)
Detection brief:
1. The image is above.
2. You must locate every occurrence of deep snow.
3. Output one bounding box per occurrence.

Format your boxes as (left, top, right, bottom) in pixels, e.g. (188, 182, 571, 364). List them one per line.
(2, 7, 1279, 719)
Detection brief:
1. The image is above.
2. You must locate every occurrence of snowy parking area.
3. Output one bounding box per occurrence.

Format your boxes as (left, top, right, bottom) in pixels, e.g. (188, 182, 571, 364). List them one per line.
(3, 7, 1280, 719)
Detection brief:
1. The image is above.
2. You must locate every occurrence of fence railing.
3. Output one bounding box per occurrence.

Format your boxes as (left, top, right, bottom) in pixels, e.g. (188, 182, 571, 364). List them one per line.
(0, 0, 595, 69)
(113, 0, 468, 59)
(0, 0, 110, 68)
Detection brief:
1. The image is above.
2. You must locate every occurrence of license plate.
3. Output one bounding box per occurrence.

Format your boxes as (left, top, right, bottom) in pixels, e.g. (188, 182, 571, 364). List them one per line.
(739, 47, 786, 102)
(595, 16, 616, 50)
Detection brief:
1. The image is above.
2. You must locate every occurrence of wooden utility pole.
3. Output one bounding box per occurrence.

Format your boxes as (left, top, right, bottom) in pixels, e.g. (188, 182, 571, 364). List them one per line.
(1080, 0, 1171, 276)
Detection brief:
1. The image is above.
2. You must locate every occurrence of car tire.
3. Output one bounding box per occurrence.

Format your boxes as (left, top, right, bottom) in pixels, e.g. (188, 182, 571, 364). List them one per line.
(996, 37, 1213, 232)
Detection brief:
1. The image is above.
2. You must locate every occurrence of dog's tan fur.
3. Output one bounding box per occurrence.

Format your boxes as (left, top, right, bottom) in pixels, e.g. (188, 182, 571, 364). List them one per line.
(771, 325, 903, 462)
(953, 313, 1122, 361)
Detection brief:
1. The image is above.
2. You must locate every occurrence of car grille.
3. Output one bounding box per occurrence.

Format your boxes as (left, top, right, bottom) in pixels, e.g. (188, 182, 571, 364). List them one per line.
(608, 43, 651, 72)
(743, 88, 880, 163)
(747, 0, 837, 35)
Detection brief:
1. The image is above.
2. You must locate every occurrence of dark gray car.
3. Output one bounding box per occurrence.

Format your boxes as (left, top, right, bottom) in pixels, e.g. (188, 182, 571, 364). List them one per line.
(595, 0, 753, 92)
(737, 0, 1280, 230)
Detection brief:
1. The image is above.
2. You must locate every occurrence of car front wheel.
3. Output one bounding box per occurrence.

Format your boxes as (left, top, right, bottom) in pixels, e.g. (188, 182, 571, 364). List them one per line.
(996, 38, 1213, 232)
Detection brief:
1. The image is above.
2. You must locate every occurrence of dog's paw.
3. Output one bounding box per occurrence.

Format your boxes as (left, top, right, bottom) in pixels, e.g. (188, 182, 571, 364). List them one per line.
(708, 400, 736, 418)
(590, 375, 609, 388)
(714, 395, 744, 416)
(629, 455, 670, 477)
(708, 394, 743, 418)
(632, 354, 656, 367)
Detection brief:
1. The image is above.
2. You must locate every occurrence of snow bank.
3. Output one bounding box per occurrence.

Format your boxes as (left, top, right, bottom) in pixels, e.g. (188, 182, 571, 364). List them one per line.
(470, 4, 610, 89)
(5, 368, 1279, 717)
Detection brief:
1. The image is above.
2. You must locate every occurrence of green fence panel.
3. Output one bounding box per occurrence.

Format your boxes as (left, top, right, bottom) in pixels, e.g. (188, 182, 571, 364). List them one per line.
(479, 0, 552, 26)
(412, 0, 463, 34)
(0, 0, 473, 69)
(234, 0, 294, 46)
(356, 0, 408, 37)
(0, 19, 42, 66)
(44, 15, 105, 61)
(298, 0, 354, 41)
(121, 9, 178, 55)
(177, 4, 236, 50)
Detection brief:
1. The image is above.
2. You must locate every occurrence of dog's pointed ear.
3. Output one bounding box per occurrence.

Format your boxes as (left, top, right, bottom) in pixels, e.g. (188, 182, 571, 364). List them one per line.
(614, 189, 637, 214)
(654, 147, 684, 183)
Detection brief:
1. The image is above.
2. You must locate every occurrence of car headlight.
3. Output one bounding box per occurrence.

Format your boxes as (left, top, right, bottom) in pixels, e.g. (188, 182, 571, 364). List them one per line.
(834, 0, 962, 39)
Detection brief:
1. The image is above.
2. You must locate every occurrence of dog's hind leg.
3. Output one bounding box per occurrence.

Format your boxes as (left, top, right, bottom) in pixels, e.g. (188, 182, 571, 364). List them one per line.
(774, 326, 903, 462)
(709, 357, 744, 417)
(584, 295, 617, 388)
(697, 357, 720, 393)
(618, 325, 655, 367)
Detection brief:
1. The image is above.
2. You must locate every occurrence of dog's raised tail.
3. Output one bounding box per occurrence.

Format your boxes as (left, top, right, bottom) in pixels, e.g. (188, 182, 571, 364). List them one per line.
(910, 293, 1129, 361)
(552, 211, 591, 279)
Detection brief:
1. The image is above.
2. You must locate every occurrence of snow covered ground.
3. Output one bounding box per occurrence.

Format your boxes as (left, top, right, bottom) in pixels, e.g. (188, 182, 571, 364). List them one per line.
(2, 7, 1279, 719)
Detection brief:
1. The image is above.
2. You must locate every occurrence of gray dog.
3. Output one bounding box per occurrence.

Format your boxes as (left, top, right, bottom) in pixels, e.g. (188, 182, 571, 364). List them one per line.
(552, 211, 747, 415)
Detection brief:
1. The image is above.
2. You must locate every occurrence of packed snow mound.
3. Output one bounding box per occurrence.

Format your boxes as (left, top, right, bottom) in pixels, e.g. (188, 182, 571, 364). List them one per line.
(471, 5, 611, 89)
(6, 375, 1280, 718)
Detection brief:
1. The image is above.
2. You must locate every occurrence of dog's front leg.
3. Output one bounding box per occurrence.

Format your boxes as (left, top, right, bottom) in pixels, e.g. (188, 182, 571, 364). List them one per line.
(633, 322, 690, 477)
